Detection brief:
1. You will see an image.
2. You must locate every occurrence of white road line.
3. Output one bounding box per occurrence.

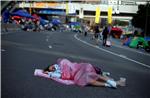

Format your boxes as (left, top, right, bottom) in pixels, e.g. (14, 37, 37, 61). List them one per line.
(118, 54, 127, 58)
(74, 34, 150, 69)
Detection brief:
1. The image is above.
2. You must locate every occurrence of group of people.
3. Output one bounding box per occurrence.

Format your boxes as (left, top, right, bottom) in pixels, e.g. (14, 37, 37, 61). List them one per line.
(42, 58, 126, 88)
(93, 25, 111, 46)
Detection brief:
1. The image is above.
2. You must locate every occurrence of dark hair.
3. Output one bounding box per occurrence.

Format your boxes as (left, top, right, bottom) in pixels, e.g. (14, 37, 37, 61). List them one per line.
(44, 65, 51, 72)
(93, 66, 102, 75)
(103, 27, 108, 32)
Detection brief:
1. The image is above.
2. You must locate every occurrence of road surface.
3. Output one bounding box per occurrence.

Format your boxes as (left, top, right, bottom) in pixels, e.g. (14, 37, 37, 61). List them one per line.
(1, 30, 150, 98)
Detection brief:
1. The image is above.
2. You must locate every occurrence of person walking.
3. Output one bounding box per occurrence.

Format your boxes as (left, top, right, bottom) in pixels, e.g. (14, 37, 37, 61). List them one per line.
(102, 26, 109, 46)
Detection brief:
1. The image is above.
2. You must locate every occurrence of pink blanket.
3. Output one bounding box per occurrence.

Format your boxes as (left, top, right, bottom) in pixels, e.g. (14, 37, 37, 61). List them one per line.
(57, 59, 99, 86)
(34, 69, 75, 85)
(34, 58, 99, 86)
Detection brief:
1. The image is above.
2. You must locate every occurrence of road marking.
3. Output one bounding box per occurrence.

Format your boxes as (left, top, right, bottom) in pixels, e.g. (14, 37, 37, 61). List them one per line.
(74, 34, 150, 69)
(118, 54, 127, 58)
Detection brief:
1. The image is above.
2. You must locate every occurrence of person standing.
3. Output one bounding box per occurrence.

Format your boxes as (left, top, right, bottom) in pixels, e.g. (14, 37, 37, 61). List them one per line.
(102, 26, 109, 46)
(84, 24, 89, 37)
(94, 25, 100, 45)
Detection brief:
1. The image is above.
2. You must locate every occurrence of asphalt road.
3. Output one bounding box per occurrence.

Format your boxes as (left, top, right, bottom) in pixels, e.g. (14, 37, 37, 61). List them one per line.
(1, 30, 150, 98)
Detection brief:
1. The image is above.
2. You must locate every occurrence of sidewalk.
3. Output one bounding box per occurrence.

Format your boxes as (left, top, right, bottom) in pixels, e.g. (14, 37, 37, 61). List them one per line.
(78, 32, 150, 55)
(109, 37, 123, 46)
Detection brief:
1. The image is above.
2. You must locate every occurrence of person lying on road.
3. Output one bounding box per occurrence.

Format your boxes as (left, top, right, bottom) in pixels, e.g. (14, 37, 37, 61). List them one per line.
(43, 58, 126, 88)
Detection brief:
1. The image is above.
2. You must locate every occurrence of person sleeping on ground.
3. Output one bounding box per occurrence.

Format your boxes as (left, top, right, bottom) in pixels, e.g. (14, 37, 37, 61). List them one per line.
(42, 58, 126, 88)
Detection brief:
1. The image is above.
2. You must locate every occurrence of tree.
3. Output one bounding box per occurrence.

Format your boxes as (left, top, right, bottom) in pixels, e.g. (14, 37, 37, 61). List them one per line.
(131, 2, 150, 36)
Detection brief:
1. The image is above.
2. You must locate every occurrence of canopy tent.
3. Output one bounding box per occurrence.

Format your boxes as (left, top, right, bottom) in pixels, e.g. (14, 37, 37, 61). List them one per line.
(32, 14, 40, 21)
(111, 27, 123, 38)
(51, 19, 61, 25)
(129, 37, 149, 48)
(11, 10, 33, 18)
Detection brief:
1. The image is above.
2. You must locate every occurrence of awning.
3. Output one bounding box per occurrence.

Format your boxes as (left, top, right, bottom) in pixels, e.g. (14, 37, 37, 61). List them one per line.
(39, 9, 65, 15)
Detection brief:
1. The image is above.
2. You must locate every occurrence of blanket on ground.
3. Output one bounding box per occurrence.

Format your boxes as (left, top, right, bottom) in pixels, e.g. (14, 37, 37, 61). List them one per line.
(34, 69, 75, 85)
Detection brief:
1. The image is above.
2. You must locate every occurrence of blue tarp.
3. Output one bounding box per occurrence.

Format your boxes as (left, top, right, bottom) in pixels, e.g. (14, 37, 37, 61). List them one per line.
(123, 37, 132, 46)
(144, 37, 150, 41)
(11, 10, 33, 18)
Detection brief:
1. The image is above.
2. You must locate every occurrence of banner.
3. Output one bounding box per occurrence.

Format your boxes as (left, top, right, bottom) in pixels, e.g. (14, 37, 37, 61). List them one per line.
(79, 7, 84, 19)
(47, 3, 58, 7)
(95, 7, 100, 23)
(108, 6, 112, 24)
(34, 3, 46, 8)
(66, 3, 69, 15)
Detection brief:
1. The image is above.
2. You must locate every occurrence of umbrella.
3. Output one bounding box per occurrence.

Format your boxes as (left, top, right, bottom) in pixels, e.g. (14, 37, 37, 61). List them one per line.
(111, 27, 123, 38)
(32, 14, 40, 21)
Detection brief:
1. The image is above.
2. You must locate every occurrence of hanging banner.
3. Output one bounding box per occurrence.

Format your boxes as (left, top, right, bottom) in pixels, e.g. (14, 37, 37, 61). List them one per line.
(95, 7, 100, 23)
(108, 6, 112, 24)
(79, 7, 84, 19)
(68, 3, 76, 14)
(29, 3, 32, 14)
(66, 3, 69, 15)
